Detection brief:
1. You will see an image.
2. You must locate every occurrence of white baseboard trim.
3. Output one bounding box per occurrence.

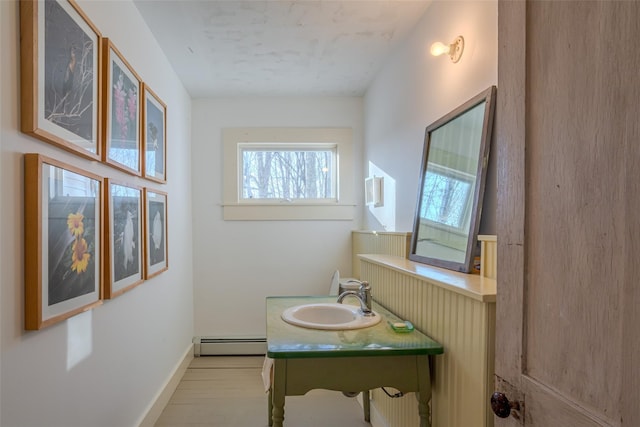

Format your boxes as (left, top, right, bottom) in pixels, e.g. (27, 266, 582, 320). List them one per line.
(356, 393, 390, 427)
(137, 344, 193, 427)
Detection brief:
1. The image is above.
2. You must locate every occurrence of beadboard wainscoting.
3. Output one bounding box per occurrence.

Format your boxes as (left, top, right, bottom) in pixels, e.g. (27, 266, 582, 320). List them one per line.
(360, 254, 496, 427)
(351, 231, 412, 278)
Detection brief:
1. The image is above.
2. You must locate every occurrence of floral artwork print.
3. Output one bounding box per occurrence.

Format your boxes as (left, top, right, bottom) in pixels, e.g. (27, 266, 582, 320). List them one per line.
(144, 91, 165, 180)
(23, 155, 103, 330)
(108, 58, 139, 171)
(143, 189, 167, 279)
(112, 191, 141, 282)
(48, 195, 97, 306)
(44, 0, 96, 146)
(148, 200, 165, 266)
(113, 70, 136, 140)
(67, 212, 91, 273)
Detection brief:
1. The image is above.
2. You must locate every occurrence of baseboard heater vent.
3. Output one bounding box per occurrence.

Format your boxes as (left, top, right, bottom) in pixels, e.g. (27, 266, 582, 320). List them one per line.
(193, 337, 267, 357)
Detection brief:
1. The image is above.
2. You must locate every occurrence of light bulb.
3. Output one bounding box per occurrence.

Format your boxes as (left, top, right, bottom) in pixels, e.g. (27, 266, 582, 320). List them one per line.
(430, 36, 465, 63)
(430, 42, 450, 57)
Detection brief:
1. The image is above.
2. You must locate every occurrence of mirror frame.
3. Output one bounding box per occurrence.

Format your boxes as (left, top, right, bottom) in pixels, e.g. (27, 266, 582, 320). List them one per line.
(409, 86, 497, 273)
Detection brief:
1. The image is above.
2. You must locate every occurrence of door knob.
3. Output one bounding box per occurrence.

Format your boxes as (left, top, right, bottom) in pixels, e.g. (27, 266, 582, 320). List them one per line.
(491, 392, 520, 418)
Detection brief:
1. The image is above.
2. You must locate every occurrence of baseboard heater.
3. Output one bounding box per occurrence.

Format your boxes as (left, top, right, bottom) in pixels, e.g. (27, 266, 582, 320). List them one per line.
(193, 337, 267, 357)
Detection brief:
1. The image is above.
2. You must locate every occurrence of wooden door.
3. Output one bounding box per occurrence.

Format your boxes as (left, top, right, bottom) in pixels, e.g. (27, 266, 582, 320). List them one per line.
(494, 1, 640, 426)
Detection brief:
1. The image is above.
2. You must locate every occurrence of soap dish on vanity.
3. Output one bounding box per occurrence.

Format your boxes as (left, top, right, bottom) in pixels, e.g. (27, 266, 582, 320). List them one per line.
(388, 320, 414, 333)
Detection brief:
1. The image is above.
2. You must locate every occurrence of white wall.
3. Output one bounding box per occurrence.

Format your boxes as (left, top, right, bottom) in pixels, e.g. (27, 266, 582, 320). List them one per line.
(189, 0, 497, 339)
(364, 0, 498, 234)
(191, 97, 363, 337)
(0, 1, 193, 426)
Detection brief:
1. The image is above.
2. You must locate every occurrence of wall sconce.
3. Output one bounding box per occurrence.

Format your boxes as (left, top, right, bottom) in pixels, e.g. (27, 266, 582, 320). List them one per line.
(430, 35, 464, 63)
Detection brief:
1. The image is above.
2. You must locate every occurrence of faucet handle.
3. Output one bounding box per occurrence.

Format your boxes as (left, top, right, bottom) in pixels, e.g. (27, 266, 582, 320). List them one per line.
(359, 282, 372, 312)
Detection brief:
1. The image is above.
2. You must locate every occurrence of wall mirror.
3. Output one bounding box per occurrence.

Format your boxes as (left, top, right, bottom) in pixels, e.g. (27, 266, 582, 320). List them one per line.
(409, 86, 496, 273)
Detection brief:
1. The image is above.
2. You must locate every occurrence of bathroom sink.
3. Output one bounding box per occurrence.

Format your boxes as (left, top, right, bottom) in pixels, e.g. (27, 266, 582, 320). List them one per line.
(281, 303, 381, 330)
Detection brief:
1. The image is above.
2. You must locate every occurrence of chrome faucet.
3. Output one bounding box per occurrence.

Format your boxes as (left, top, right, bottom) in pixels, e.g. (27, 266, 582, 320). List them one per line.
(337, 281, 374, 316)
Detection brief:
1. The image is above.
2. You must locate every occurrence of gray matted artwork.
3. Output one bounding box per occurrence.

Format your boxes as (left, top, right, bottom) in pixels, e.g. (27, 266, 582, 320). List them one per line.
(24, 154, 102, 330)
(47, 171, 98, 305)
(112, 192, 141, 282)
(144, 189, 167, 279)
(108, 60, 139, 170)
(148, 200, 165, 266)
(145, 92, 165, 180)
(44, 0, 95, 143)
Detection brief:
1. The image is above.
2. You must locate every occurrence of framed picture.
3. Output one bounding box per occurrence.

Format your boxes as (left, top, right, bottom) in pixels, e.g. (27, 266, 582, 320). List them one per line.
(24, 153, 103, 330)
(104, 179, 144, 298)
(102, 38, 142, 175)
(144, 189, 168, 279)
(142, 84, 167, 183)
(20, 0, 102, 161)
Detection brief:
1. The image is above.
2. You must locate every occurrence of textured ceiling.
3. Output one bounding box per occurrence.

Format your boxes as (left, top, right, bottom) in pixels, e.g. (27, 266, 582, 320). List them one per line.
(133, 0, 431, 97)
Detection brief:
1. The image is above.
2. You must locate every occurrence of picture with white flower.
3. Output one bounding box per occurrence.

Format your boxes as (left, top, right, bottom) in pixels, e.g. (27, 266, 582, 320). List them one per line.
(104, 179, 144, 298)
(144, 189, 168, 279)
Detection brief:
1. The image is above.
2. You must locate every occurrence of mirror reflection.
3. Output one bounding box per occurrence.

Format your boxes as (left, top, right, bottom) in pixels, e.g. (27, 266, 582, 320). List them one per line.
(410, 86, 496, 273)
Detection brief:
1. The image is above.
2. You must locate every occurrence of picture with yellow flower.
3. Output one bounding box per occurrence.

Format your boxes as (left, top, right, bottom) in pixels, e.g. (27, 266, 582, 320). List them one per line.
(24, 154, 102, 330)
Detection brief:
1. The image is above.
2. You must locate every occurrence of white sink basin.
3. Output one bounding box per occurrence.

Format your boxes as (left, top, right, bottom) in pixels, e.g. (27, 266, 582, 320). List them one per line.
(281, 303, 381, 330)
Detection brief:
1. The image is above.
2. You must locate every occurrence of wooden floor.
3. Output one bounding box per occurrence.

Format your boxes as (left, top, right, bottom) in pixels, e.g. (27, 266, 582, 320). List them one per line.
(155, 356, 371, 426)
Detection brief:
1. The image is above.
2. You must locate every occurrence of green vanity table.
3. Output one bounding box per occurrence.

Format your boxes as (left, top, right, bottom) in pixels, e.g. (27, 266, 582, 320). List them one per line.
(266, 296, 444, 427)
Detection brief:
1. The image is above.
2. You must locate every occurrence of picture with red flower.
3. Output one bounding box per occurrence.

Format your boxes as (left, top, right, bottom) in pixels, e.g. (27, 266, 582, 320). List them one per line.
(102, 38, 142, 175)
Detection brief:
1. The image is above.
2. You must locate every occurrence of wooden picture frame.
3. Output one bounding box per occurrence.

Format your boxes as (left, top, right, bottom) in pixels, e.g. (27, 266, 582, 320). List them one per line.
(24, 153, 103, 330)
(104, 179, 144, 298)
(142, 84, 167, 183)
(102, 38, 142, 176)
(20, 0, 102, 161)
(144, 189, 168, 279)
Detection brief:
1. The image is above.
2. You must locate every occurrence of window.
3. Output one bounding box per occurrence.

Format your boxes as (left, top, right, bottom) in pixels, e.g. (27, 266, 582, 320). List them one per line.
(419, 163, 474, 233)
(240, 143, 336, 202)
(223, 128, 355, 220)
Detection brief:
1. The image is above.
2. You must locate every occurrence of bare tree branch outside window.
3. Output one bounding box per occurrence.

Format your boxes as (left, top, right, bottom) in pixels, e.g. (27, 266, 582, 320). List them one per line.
(420, 167, 472, 229)
(242, 148, 334, 200)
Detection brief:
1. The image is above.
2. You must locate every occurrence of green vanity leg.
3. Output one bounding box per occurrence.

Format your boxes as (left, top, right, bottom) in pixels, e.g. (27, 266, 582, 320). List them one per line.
(416, 392, 431, 427)
(416, 355, 432, 427)
(268, 387, 273, 426)
(271, 359, 286, 427)
(362, 390, 370, 422)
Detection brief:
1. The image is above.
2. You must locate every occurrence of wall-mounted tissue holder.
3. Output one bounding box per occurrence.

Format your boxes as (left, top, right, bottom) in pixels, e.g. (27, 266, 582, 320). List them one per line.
(365, 176, 384, 207)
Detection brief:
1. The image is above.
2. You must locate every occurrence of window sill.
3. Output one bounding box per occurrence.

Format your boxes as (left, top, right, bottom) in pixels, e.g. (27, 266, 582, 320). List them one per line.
(222, 203, 356, 221)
